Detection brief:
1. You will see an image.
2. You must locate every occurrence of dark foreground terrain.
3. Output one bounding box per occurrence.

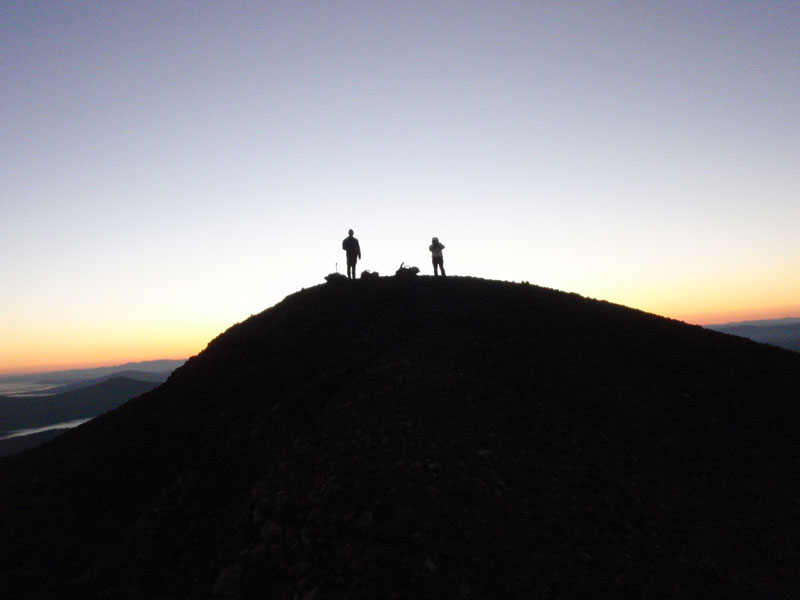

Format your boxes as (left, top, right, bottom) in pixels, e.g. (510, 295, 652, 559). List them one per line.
(1, 277, 799, 599)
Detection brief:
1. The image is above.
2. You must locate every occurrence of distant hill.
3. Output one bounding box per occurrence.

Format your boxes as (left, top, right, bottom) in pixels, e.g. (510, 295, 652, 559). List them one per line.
(707, 317, 800, 352)
(13, 369, 174, 396)
(0, 376, 161, 439)
(0, 359, 186, 386)
(1, 277, 799, 599)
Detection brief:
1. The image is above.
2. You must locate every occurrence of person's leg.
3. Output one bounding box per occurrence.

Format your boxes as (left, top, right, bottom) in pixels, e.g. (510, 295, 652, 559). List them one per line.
(434, 257, 444, 276)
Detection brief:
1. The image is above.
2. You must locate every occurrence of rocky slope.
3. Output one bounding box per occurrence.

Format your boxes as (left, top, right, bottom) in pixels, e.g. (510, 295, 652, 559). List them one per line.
(1, 276, 799, 599)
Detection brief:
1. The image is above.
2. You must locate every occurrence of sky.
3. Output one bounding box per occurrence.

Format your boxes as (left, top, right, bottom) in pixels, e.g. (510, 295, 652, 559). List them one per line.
(2, 1, 798, 374)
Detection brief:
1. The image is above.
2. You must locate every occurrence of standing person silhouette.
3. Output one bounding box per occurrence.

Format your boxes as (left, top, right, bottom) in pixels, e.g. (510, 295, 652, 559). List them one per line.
(429, 237, 446, 276)
(342, 229, 361, 279)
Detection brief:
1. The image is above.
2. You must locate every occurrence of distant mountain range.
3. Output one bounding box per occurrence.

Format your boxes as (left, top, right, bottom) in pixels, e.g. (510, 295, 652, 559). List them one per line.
(7, 369, 174, 397)
(0, 360, 186, 457)
(1, 277, 799, 598)
(706, 317, 800, 352)
(0, 358, 186, 386)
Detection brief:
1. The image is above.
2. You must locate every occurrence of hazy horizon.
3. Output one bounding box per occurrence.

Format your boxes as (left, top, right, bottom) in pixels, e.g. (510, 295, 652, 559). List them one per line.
(2, 294, 797, 377)
(0, 357, 188, 378)
(3, 2, 798, 374)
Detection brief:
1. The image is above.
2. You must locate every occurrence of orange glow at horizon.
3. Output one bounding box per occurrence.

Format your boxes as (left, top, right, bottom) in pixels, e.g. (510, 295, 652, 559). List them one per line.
(598, 269, 800, 327)
(0, 322, 223, 376)
(670, 306, 800, 326)
(0, 354, 193, 377)
(3, 297, 798, 376)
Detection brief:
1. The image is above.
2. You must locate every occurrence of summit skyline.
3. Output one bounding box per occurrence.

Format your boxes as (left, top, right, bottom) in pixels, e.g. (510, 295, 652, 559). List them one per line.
(2, 2, 798, 373)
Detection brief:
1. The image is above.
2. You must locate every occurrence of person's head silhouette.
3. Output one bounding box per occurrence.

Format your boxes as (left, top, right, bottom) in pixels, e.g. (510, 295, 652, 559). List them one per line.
(349, 229, 354, 236)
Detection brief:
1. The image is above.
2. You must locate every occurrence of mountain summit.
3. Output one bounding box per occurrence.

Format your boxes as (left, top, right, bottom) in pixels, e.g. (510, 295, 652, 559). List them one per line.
(1, 277, 799, 599)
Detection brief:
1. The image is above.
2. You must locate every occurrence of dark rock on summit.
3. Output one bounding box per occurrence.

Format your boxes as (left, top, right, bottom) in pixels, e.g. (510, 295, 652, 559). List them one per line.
(1, 276, 799, 599)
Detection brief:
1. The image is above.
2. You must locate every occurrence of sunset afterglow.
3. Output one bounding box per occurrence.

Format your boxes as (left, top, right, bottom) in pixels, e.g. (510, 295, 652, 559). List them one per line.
(2, 2, 798, 374)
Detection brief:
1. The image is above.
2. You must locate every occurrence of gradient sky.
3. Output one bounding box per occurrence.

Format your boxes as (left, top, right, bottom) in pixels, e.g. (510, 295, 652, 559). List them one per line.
(2, 1, 799, 374)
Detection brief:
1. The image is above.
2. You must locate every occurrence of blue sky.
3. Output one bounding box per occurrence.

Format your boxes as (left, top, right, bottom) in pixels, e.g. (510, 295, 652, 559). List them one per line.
(2, 1, 798, 372)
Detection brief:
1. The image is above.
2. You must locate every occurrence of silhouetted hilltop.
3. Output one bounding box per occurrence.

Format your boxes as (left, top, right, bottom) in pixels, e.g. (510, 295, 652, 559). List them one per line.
(1, 277, 799, 599)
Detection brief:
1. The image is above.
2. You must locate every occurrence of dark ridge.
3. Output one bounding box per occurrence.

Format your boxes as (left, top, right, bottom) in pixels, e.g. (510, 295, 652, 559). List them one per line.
(0, 376, 163, 433)
(1, 276, 799, 599)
